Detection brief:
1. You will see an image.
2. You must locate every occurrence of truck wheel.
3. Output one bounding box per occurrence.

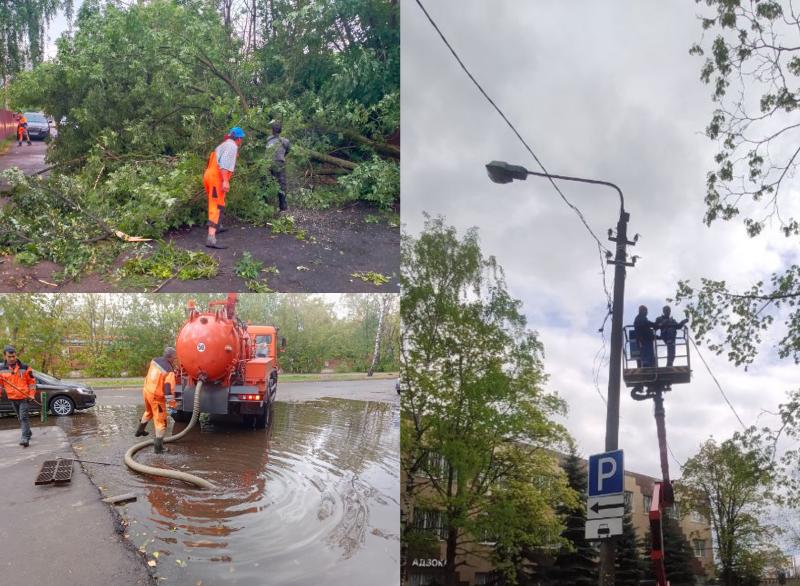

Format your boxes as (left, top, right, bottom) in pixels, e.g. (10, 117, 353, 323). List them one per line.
(254, 401, 270, 429)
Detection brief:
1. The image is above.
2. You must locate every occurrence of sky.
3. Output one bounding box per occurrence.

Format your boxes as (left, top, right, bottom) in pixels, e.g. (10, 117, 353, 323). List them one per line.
(401, 0, 800, 484)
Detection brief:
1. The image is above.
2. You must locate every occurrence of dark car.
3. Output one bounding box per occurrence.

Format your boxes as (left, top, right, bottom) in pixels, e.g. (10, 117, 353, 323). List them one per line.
(0, 371, 95, 416)
(23, 112, 51, 140)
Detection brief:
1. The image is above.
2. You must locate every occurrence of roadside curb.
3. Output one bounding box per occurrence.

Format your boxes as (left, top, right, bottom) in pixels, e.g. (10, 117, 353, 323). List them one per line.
(0, 427, 155, 586)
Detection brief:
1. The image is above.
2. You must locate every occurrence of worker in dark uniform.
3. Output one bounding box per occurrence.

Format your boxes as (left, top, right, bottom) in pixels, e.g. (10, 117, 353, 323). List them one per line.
(135, 347, 178, 454)
(0, 345, 37, 447)
(633, 305, 657, 367)
(265, 121, 290, 212)
(654, 305, 688, 367)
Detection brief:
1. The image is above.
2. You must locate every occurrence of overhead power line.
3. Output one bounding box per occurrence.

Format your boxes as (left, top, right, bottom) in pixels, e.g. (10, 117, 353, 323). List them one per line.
(688, 336, 747, 430)
(413, 0, 613, 260)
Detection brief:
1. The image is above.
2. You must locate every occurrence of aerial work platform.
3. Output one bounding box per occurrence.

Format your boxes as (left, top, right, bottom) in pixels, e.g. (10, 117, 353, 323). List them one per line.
(622, 325, 691, 389)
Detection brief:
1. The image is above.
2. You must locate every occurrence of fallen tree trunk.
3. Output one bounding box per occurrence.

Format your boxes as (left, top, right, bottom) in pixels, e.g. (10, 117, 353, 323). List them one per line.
(304, 148, 358, 170)
(325, 127, 400, 158)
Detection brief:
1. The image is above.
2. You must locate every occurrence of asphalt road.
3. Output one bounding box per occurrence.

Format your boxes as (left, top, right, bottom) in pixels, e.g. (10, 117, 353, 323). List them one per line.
(92, 377, 399, 406)
(0, 377, 399, 586)
(0, 139, 49, 189)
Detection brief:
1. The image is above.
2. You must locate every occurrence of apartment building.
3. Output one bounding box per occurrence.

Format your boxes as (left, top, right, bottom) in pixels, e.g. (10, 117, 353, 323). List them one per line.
(404, 462, 715, 586)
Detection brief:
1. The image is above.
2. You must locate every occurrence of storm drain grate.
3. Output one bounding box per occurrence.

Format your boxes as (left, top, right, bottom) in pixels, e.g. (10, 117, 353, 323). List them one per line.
(35, 458, 74, 485)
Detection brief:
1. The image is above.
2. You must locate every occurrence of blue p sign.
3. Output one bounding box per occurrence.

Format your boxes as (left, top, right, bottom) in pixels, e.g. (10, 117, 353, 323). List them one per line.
(588, 449, 624, 496)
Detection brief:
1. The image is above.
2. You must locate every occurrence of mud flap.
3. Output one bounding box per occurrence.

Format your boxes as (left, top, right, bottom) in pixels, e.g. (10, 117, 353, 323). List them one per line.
(181, 382, 230, 415)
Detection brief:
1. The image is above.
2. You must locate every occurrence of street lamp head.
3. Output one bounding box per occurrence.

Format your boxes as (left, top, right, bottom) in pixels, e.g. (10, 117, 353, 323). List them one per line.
(486, 160, 529, 184)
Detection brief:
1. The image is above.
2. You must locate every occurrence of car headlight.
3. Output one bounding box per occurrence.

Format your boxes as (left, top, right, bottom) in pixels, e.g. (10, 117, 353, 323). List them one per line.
(75, 387, 94, 395)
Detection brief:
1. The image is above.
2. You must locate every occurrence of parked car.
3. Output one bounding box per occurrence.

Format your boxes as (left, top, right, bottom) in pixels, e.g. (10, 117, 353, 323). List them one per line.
(23, 112, 51, 140)
(0, 371, 95, 416)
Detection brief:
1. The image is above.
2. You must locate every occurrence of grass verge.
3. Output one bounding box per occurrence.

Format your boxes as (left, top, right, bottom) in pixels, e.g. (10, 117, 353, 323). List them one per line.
(78, 371, 398, 388)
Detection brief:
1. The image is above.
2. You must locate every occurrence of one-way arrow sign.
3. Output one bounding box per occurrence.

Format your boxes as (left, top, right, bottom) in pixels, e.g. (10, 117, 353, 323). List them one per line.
(586, 494, 625, 521)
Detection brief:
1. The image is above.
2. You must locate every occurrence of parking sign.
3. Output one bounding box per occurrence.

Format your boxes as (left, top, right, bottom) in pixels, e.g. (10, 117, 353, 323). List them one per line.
(588, 449, 624, 497)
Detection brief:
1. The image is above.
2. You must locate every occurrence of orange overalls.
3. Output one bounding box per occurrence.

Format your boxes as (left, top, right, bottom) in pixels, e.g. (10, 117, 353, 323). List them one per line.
(0, 361, 36, 400)
(141, 359, 177, 437)
(203, 150, 233, 227)
(17, 116, 29, 143)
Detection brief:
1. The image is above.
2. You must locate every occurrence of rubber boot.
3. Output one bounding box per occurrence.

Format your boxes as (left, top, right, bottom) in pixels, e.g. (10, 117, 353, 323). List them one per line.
(134, 422, 149, 437)
(19, 439, 28, 447)
(205, 235, 227, 249)
(153, 437, 169, 454)
(278, 192, 288, 212)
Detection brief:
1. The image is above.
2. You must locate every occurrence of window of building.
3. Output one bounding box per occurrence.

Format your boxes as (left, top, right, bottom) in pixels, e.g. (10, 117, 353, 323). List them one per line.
(409, 574, 437, 586)
(643, 494, 652, 512)
(690, 510, 704, 523)
(413, 509, 447, 540)
(624, 490, 633, 513)
(475, 572, 502, 586)
(692, 539, 706, 559)
(423, 451, 450, 480)
(666, 502, 680, 520)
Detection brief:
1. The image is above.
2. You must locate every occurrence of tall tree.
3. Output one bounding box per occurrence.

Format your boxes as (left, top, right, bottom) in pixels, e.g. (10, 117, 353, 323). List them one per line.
(680, 0, 800, 366)
(546, 450, 598, 586)
(615, 512, 645, 586)
(677, 438, 777, 586)
(661, 515, 698, 586)
(401, 217, 576, 586)
(0, 0, 69, 101)
(367, 295, 386, 376)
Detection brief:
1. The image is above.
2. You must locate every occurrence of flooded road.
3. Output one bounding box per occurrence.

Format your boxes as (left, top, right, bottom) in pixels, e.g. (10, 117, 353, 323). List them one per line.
(1, 390, 399, 585)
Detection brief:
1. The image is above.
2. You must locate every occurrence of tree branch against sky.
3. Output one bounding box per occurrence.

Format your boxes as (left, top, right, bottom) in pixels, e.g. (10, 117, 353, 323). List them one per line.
(678, 0, 800, 366)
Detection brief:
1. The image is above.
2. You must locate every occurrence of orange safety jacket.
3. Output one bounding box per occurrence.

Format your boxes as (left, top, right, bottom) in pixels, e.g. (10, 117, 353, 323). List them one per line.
(142, 358, 176, 401)
(0, 360, 36, 400)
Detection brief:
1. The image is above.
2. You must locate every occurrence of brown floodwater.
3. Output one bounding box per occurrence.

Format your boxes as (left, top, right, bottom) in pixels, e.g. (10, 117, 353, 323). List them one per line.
(48, 399, 399, 585)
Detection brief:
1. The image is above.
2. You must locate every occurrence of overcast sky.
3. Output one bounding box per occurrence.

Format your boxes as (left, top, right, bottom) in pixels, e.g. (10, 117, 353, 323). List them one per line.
(401, 0, 800, 492)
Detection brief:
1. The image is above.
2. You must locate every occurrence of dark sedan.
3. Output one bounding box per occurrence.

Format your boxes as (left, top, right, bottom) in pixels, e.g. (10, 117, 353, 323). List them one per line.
(23, 112, 51, 140)
(0, 371, 95, 416)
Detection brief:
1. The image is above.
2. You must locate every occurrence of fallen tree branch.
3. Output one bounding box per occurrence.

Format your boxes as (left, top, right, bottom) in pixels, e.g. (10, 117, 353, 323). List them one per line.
(304, 148, 358, 170)
(322, 127, 400, 158)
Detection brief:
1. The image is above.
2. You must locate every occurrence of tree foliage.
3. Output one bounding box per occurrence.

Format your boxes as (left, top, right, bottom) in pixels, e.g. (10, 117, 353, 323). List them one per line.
(0, 0, 69, 86)
(614, 512, 645, 586)
(680, 0, 800, 365)
(2, 0, 398, 277)
(0, 293, 399, 377)
(677, 438, 778, 586)
(545, 450, 598, 586)
(401, 217, 575, 585)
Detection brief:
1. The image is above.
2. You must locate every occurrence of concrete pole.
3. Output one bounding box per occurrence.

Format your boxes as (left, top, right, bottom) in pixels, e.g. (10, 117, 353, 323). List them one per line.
(599, 210, 630, 586)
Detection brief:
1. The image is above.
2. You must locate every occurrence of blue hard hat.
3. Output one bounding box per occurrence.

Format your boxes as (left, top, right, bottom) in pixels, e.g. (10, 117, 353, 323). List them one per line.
(229, 127, 245, 139)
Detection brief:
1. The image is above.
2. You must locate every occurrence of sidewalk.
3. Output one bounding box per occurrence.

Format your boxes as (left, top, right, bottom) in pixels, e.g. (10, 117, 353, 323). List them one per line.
(0, 139, 49, 190)
(0, 426, 152, 586)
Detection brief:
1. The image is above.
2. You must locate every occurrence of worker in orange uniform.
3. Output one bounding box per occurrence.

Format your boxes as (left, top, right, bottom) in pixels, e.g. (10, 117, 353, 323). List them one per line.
(135, 347, 178, 454)
(204, 127, 245, 249)
(0, 345, 37, 447)
(16, 113, 31, 146)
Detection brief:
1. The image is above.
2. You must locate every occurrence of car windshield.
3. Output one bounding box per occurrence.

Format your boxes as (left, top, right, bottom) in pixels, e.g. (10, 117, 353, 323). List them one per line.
(35, 371, 62, 385)
(24, 113, 47, 123)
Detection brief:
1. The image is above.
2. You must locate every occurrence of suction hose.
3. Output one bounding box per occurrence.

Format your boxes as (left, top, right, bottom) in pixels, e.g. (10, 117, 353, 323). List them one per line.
(124, 380, 215, 490)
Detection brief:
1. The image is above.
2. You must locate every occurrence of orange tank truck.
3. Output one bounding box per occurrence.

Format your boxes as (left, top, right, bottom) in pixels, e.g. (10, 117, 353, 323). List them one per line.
(173, 293, 285, 428)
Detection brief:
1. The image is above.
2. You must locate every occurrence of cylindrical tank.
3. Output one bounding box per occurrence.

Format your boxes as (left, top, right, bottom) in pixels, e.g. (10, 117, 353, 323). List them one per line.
(176, 310, 247, 383)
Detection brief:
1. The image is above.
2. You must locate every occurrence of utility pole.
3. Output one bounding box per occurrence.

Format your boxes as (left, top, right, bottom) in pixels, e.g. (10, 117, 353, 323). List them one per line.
(599, 210, 635, 586)
(483, 161, 635, 585)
